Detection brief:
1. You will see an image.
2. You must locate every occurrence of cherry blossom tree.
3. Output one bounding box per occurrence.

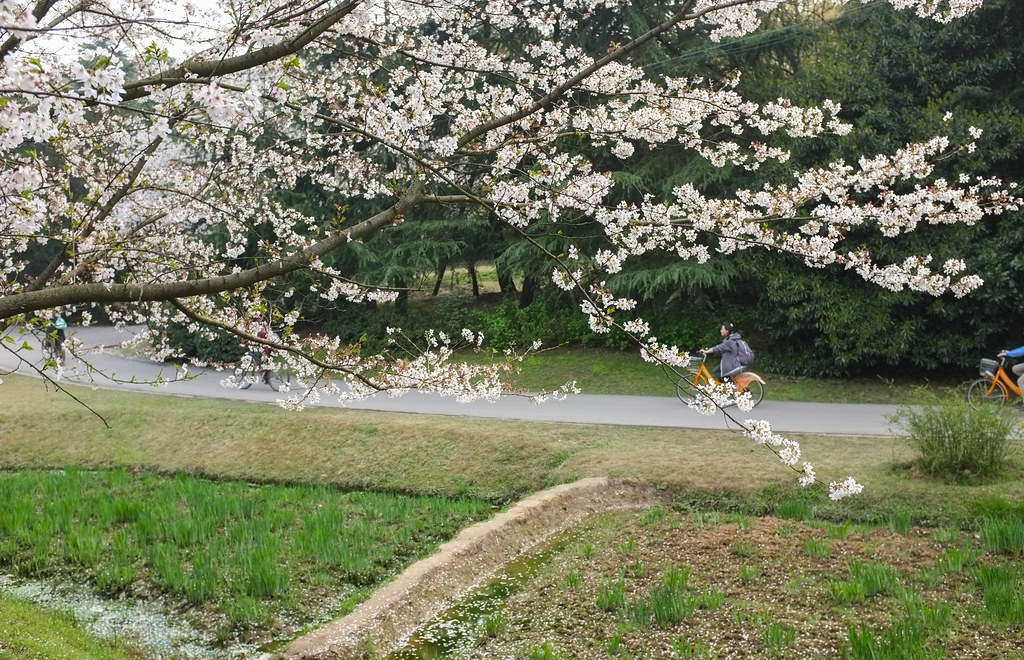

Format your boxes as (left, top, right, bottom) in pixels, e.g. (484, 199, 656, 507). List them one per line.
(0, 0, 1017, 498)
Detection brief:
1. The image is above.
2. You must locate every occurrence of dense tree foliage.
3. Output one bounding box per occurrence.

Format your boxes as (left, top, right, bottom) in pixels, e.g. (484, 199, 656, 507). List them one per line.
(740, 0, 1024, 374)
(459, 0, 1024, 375)
(251, 1, 1024, 378)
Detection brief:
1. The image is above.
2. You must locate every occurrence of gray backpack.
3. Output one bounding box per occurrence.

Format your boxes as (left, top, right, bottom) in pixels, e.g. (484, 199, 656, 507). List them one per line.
(736, 339, 755, 366)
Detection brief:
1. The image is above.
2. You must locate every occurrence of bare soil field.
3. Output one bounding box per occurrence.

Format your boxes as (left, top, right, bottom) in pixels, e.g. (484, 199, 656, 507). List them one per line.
(469, 508, 1023, 659)
(283, 479, 1024, 659)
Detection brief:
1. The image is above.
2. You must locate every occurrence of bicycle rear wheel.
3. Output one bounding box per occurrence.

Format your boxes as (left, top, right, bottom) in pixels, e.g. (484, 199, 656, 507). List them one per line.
(42, 338, 58, 365)
(742, 379, 765, 407)
(967, 377, 1008, 409)
(675, 375, 692, 403)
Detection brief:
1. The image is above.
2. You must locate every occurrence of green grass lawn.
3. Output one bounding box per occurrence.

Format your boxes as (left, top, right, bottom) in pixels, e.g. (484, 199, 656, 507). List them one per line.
(0, 593, 147, 660)
(466, 345, 965, 403)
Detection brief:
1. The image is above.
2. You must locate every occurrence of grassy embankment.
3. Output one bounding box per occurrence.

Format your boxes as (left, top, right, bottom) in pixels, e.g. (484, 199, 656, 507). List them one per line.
(0, 368, 997, 507)
(0, 354, 1017, 657)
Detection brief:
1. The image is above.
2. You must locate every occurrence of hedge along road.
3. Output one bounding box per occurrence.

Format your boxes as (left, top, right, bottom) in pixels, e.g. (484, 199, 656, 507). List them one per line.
(0, 324, 899, 436)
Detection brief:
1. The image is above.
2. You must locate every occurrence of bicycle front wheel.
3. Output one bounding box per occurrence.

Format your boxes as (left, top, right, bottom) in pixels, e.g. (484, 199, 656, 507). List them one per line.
(743, 380, 765, 407)
(967, 377, 1008, 409)
(266, 369, 291, 392)
(675, 375, 697, 404)
(235, 363, 256, 390)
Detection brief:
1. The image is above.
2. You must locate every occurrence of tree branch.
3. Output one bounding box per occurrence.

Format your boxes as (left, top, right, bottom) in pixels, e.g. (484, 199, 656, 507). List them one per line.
(0, 0, 64, 60)
(26, 134, 167, 294)
(0, 179, 425, 319)
(119, 0, 361, 102)
(169, 298, 380, 394)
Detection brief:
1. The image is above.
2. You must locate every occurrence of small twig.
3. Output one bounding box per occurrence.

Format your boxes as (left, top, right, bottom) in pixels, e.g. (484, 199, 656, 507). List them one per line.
(0, 340, 110, 428)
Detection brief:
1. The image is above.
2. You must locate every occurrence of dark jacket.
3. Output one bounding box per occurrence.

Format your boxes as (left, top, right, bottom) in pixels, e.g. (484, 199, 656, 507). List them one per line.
(709, 332, 744, 377)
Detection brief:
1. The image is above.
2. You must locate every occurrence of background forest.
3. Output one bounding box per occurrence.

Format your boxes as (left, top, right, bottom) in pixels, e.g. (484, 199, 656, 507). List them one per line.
(167, 0, 1024, 378)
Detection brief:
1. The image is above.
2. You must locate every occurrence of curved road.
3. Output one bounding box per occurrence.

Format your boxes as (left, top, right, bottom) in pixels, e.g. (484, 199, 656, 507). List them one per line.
(0, 324, 899, 436)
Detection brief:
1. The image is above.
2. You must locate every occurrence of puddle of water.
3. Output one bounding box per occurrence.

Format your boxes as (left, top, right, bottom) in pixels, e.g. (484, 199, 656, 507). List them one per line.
(0, 573, 272, 659)
(387, 527, 581, 659)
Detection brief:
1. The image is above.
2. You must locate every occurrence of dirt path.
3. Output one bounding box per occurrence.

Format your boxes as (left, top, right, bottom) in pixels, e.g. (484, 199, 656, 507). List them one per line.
(279, 477, 663, 659)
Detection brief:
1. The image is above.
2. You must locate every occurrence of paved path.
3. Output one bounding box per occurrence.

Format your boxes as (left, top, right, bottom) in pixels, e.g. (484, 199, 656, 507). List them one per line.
(0, 325, 899, 436)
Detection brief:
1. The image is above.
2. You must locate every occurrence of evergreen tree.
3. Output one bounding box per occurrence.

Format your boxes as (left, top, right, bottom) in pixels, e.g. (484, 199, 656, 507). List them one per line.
(742, 0, 1024, 375)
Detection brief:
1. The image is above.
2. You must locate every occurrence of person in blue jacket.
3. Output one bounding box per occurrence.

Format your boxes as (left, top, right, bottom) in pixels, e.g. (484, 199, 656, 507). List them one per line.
(998, 339, 1024, 404)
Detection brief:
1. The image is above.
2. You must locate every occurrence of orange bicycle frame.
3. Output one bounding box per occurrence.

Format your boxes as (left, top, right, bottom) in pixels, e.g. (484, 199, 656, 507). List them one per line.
(988, 365, 1022, 398)
(686, 360, 761, 394)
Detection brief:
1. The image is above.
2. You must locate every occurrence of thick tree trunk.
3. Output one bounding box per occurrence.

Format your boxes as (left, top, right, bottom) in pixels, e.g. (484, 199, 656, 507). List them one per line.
(519, 275, 538, 307)
(496, 268, 518, 298)
(395, 279, 409, 314)
(468, 263, 480, 298)
(431, 263, 447, 296)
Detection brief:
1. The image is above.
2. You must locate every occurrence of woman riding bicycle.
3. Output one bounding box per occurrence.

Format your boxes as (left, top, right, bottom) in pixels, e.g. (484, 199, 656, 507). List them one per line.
(702, 323, 747, 381)
(252, 317, 274, 383)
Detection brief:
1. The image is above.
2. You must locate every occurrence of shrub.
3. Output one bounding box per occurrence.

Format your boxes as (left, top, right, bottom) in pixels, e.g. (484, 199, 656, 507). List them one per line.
(472, 298, 583, 349)
(889, 393, 1018, 481)
(322, 294, 478, 353)
(472, 296, 731, 351)
(163, 321, 245, 363)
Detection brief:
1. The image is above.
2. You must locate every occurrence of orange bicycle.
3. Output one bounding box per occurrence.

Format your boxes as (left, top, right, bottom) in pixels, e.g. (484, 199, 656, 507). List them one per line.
(673, 353, 765, 407)
(966, 356, 1021, 409)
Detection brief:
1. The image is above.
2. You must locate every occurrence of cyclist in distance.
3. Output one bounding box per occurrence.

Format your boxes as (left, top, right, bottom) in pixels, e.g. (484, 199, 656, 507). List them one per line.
(45, 314, 68, 365)
(255, 314, 273, 384)
(997, 332, 1024, 405)
(701, 322, 746, 381)
(52, 315, 67, 345)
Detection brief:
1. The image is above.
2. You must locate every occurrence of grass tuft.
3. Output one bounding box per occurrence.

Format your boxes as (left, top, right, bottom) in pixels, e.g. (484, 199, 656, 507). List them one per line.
(844, 620, 930, 660)
(775, 499, 813, 521)
(971, 563, 1024, 624)
(978, 516, 1024, 555)
(804, 538, 832, 558)
(760, 620, 797, 650)
(596, 580, 627, 612)
(937, 546, 981, 573)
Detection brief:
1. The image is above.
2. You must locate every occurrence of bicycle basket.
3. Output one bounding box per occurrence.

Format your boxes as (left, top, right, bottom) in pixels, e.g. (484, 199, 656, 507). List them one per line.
(686, 355, 704, 370)
(979, 358, 999, 377)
